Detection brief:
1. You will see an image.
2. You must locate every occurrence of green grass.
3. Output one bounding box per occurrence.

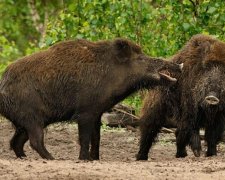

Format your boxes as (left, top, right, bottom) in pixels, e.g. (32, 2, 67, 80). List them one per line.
(101, 122, 126, 132)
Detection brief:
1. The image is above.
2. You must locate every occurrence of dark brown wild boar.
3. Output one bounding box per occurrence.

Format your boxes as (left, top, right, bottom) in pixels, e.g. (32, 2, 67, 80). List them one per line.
(136, 34, 225, 160)
(0, 38, 181, 160)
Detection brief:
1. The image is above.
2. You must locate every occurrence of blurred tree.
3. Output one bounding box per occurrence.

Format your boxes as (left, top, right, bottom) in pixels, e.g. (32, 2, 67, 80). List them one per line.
(1, 0, 224, 59)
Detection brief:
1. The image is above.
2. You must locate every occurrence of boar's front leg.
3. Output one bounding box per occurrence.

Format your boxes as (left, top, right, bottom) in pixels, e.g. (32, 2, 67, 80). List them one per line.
(90, 119, 101, 160)
(205, 114, 225, 156)
(176, 102, 201, 158)
(205, 127, 217, 156)
(77, 113, 96, 160)
(10, 127, 28, 158)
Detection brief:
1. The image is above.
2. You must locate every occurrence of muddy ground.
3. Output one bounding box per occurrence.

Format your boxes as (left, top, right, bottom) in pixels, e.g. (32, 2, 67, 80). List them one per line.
(1, 118, 225, 180)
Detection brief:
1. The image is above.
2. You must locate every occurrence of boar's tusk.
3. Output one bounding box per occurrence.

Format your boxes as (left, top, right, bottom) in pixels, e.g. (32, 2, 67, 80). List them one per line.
(179, 63, 184, 70)
(158, 72, 177, 82)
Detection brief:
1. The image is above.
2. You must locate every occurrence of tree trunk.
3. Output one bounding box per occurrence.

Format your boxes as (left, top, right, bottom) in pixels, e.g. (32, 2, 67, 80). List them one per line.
(27, 0, 48, 45)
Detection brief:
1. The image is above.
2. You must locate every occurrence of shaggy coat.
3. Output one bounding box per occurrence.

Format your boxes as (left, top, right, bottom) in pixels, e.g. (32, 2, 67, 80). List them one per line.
(137, 34, 225, 160)
(0, 38, 181, 160)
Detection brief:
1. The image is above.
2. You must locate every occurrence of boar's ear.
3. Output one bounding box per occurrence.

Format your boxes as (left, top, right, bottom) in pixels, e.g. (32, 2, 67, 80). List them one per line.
(201, 42, 211, 60)
(199, 41, 212, 65)
(193, 38, 211, 54)
(113, 39, 132, 63)
(193, 38, 211, 64)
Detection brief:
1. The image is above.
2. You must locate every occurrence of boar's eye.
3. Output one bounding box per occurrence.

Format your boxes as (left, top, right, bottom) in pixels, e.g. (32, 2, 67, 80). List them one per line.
(136, 55, 147, 61)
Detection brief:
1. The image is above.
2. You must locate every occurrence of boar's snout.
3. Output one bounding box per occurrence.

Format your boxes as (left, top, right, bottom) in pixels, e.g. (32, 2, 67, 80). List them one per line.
(205, 95, 220, 105)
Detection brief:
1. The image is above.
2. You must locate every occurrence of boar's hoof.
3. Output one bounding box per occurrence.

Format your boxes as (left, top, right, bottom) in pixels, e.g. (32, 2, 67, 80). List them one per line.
(176, 151, 187, 158)
(136, 153, 148, 161)
(193, 150, 201, 157)
(205, 95, 220, 105)
(17, 154, 27, 159)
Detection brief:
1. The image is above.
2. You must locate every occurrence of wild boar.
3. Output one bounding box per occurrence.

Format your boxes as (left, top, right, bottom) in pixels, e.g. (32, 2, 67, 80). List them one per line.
(0, 38, 181, 160)
(136, 34, 225, 160)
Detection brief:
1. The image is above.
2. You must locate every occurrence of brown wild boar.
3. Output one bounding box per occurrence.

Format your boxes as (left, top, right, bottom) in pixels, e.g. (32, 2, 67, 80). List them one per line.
(0, 38, 182, 160)
(137, 34, 225, 160)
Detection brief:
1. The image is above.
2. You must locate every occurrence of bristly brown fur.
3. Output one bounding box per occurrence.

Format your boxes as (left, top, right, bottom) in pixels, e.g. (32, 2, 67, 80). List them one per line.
(172, 34, 225, 66)
(137, 34, 225, 160)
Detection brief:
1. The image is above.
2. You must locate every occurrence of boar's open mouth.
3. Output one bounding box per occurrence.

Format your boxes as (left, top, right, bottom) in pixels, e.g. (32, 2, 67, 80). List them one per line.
(158, 70, 177, 82)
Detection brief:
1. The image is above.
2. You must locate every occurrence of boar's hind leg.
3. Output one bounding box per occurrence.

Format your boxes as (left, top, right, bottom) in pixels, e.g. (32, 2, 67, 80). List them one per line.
(27, 124, 54, 160)
(136, 102, 166, 160)
(188, 111, 203, 157)
(176, 101, 200, 158)
(189, 130, 201, 157)
(90, 120, 101, 160)
(176, 121, 192, 158)
(10, 128, 28, 158)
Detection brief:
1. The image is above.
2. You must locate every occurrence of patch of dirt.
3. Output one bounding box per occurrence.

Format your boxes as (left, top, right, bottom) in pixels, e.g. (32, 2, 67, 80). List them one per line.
(1, 119, 225, 180)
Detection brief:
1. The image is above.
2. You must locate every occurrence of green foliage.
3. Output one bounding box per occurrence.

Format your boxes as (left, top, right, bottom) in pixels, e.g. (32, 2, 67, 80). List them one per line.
(0, 0, 225, 111)
(0, 35, 20, 76)
(123, 93, 142, 115)
(0, 0, 39, 53)
(44, 0, 225, 57)
(1, 0, 225, 60)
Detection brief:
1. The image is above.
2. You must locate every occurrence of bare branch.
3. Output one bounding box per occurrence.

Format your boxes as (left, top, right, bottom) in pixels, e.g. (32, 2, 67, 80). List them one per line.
(188, 0, 198, 17)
